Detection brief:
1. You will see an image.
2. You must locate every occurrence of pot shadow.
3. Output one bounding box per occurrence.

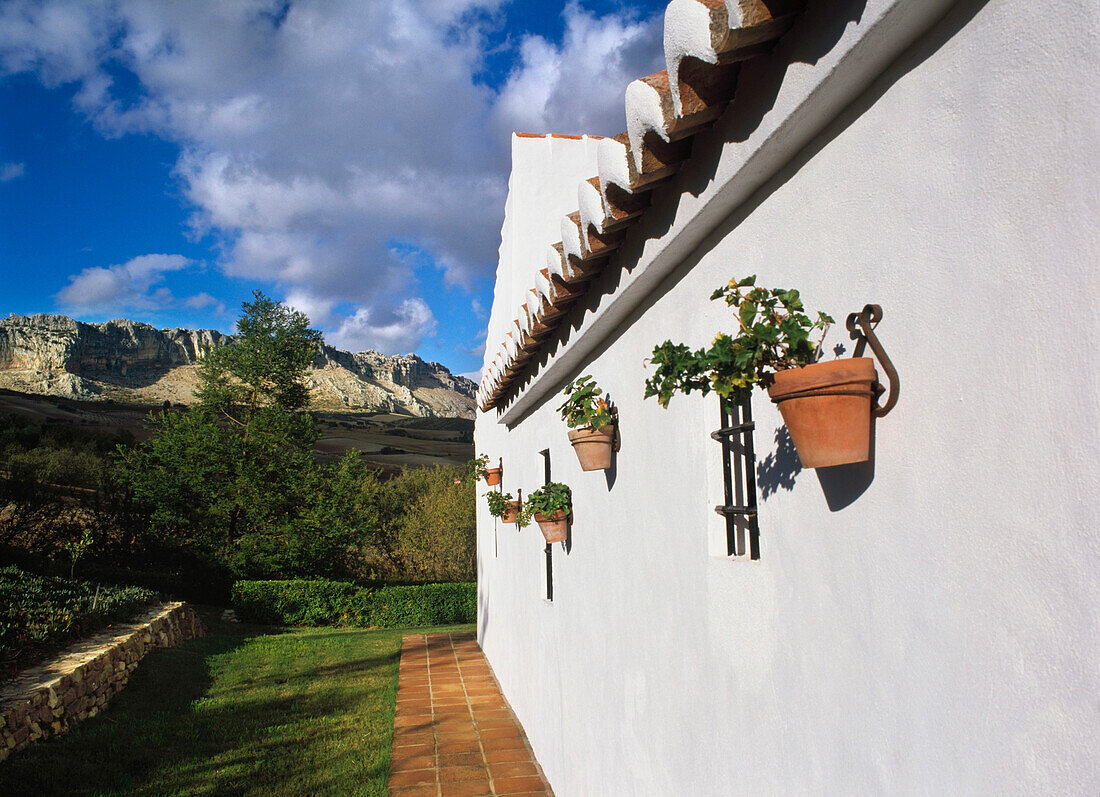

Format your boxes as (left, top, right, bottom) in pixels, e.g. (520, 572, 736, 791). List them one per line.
(603, 446, 618, 491)
(756, 425, 802, 499)
(815, 418, 877, 511)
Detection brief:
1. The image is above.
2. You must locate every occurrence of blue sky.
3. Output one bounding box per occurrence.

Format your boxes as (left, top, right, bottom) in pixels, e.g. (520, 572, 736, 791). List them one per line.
(0, 0, 666, 379)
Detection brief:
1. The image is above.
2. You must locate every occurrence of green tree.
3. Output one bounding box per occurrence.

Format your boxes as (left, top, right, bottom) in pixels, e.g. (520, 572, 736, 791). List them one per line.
(118, 292, 336, 577)
(391, 466, 476, 582)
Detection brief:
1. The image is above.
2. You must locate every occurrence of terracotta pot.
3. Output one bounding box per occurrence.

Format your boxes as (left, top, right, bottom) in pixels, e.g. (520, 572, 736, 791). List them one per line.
(568, 425, 615, 471)
(535, 510, 569, 543)
(766, 358, 877, 468)
(501, 501, 520, 524)
(484, 467, 501, 486)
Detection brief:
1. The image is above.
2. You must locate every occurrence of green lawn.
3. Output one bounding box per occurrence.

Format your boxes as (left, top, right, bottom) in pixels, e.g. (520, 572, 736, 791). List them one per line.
(0, 612, 473, 796)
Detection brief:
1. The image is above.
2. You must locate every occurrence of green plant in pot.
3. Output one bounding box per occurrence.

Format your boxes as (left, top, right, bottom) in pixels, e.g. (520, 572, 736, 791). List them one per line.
(558, 375, 617, 471)
(523, 482, 571, 543)
(467, 453, 501, 485)
(485, 490, 521, 524)
(644, 276, 876, 468)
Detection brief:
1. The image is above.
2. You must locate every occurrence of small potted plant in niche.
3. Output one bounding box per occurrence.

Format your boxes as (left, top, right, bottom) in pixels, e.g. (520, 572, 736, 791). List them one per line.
(523, 482, 572, 543)
(558, 375, 617, 471)
(644, 275, 876, 468)
(485, 490, 521, 524)
(468, 454, 501, 486)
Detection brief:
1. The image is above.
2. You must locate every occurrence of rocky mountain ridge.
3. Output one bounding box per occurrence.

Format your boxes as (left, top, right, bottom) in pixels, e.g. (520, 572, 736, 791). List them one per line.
(0, 314, 476, 418)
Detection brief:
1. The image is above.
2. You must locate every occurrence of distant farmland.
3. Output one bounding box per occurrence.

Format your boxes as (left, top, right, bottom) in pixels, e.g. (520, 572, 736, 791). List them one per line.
(0, 388, 472, 473)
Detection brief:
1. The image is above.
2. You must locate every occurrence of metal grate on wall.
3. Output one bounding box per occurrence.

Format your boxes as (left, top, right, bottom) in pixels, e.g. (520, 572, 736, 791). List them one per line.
(713, 398, 759, 559)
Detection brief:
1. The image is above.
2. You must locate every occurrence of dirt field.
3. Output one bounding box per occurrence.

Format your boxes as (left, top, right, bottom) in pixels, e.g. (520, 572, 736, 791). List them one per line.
(0, 389, 473, 470)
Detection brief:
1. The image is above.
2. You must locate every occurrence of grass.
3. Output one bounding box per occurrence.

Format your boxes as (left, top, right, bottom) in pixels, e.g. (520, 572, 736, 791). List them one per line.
(0, 611, 474, 796)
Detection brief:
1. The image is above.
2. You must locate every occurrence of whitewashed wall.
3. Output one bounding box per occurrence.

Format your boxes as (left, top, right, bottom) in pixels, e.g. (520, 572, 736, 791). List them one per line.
(475, 0, 1100, 794)
(483, 133, 601, 379)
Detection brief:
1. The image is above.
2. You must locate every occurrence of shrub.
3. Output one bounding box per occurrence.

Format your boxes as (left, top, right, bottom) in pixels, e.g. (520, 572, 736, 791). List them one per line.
(0, 565, 158, 681)
(231, 578, 476, 628)
(349, 583, 476, 628)
(230, 579, 359, 625)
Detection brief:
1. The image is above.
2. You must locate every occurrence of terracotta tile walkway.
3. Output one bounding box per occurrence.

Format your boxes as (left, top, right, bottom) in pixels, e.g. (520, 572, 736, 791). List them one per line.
(387, 633, 553, 797)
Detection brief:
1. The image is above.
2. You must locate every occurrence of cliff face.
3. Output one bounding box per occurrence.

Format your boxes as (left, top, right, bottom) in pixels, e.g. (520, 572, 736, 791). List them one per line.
(0, 314, 476, 418)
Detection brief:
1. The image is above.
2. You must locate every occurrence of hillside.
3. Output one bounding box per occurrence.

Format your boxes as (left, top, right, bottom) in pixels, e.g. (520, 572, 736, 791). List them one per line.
(0, 314, 476, 418)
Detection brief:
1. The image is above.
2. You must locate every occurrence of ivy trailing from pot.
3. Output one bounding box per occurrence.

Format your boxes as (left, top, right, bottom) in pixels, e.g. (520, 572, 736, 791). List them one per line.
(485, 490, 522, 525)
(558, 375, 617, 471)
(644, 275, 879, 468)
(523, 482, 571, 543)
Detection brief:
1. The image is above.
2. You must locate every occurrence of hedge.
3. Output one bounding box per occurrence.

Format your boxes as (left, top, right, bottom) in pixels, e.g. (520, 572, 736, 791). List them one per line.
(231, 579, 476, 628)
(230, 579, 360, 626)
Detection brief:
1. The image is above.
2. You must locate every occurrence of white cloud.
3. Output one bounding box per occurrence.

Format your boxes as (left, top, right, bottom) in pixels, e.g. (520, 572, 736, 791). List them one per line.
(492, 2, 663, 136)
(1, 0, 663, 350)
(327, 298, 437, 355)
(55, 253, 193, 315)
(183, 291, 226, 315)
(0, 162, 24, 181)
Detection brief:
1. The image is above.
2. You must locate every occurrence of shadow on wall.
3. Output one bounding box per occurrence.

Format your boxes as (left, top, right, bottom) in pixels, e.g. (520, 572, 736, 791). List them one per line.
(756, 425, 802, 498)
(816, 417, 876, 511)
(678, 0, 871, 203)
(477, 554, 489, 646)
(603, 444, 618, 491)
(755, 420, 877, 511)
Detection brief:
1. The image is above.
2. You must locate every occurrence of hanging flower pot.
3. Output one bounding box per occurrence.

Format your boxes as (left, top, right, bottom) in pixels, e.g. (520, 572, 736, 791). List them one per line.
(558, 375, 617, 472)
(534, 510, 568, 543)
(567, 426, 616, 471)
(467, 454, 501, 485)
(501, 501, 521, 524)
(767, 357, 877, 468)
(524, 482, 571, 544)
(485, 491, 520, 522)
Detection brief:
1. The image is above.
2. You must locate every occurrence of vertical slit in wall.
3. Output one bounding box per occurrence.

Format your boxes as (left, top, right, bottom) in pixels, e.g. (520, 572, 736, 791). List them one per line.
(541, 448, 553, 601)
(494, 468, 500, 558)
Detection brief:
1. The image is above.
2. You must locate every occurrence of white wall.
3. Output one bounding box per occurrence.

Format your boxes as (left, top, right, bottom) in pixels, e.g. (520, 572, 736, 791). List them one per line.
(483, 134, 601, 377)
(475, 1, 1100, 794)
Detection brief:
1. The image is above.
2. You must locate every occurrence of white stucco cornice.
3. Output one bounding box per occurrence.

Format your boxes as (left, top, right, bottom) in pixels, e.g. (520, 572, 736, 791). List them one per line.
(497, 0, 959, 426)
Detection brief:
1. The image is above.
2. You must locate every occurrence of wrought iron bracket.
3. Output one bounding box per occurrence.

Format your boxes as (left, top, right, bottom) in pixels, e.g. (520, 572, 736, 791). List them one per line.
(846, 304, 899, 418)
(710, 421, 754, 442)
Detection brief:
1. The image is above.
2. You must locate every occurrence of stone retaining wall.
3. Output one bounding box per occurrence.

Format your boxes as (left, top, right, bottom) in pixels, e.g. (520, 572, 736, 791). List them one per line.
(0, 602, 204, 761)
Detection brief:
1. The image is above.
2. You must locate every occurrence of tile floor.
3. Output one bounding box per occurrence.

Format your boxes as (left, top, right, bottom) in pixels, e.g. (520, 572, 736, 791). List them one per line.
(387, 633, 553, 797)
